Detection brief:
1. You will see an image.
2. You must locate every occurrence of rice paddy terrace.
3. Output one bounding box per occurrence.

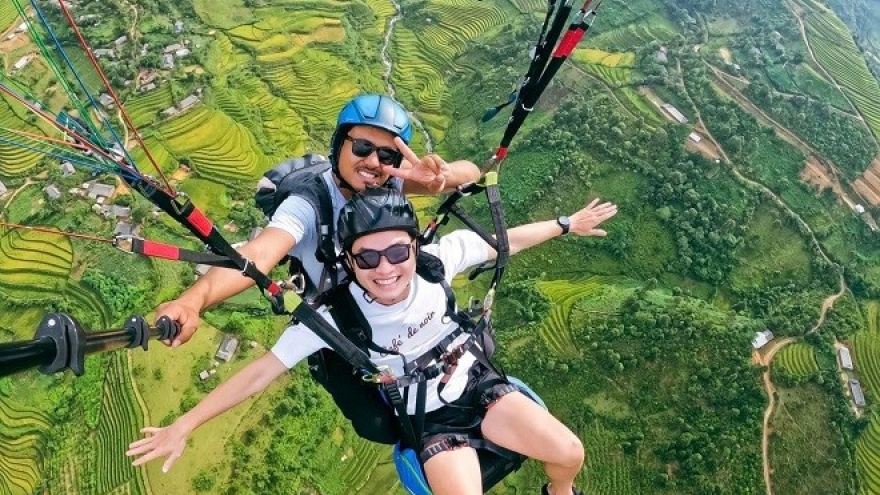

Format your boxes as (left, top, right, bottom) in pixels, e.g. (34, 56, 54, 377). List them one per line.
(797, 0, 880, 141)
(854, 302, 880, 494)
(2, 0, 880, 493)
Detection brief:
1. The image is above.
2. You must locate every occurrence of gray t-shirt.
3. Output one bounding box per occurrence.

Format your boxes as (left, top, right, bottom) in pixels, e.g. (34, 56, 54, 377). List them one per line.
(266, 169, 403, 289)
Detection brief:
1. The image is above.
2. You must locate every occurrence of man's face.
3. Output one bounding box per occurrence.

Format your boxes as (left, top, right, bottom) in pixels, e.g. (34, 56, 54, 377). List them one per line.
(337, 125, 400, 192)
(348, 230, 416, 305)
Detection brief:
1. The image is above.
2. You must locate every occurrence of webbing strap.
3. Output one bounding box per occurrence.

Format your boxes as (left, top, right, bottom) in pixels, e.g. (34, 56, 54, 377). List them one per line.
(125, 238, 240, 269)
(295, 300, 379, 374)
(125, 177, 288, 312)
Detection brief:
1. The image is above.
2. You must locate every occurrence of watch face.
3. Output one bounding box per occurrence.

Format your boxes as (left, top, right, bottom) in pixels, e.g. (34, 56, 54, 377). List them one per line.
(557, 216, 571, 233)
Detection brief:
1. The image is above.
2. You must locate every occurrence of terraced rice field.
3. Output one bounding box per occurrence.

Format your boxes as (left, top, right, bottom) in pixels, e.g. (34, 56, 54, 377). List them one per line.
(0, 1, 18, 30)
(572, 48, 635, 87)
(853, 307, 880, 494)
(339, 435, 384, 490)
(618, 86, 665, 123)
(852, 333, 880, 393)
(537, 277, 604, 355)
(0, 102, 43, 177)
(591, 15, 677, 51)
(93, 353, 148, 494)
(0, 227, 72, 302)
(258, 46, 358, 129)
(392, 0, 512, 138)
(0, 397, 50, 495)
(191, 0, 255, 29)
(124, 85, 174, 128)
(802, 1, 880, 139)
(868, 302, 880, 333)
(857, 415, 880, 494)
(157, 106, 271, 181)
(578, 421, 640, 495)
(774, 342, 819, 377)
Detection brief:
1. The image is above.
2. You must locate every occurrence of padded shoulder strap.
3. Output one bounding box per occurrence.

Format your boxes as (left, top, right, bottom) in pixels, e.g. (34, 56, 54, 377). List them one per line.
(323, 283, 371, 351)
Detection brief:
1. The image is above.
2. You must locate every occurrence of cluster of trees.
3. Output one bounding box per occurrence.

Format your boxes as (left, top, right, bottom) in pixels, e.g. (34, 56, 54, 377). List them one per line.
(81, 270, 152, 317)
(743, 81, 876, 178)
(501, 288, 766, 493)
(732, 281, 827, 336)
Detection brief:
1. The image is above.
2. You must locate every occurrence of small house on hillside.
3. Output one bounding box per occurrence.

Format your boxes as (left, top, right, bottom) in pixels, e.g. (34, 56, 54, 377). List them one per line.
(60, 160, 75, 176)
(93, 48, 115, 59)
(689, 132, 702, 143)
(98, 93, 115, 109)
(751, 330, 774, 349)
(100, 204, 131, 219)
(113, 221, 139, 237)
(850, 379, 866, 407)
(163, 43, 184, 54)
(86, 182, 115, 200)
(179, 94, 200, 111)
(12, 55, 33, 71)
(661, 104, 688, 124)
(44, 184, 61, 200)
(0, 181, 8, 196)
(216, 334, 239, 362)
(839, 346, 854, 370)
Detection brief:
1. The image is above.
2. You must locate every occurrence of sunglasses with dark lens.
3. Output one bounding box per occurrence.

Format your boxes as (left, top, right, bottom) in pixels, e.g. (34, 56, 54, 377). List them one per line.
(346, 136, 403, 167)
(351, 243, 413, 270)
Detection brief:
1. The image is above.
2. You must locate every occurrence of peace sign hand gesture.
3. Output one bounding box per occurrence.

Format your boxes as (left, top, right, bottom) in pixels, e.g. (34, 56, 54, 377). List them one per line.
(384, 137, 450, 194)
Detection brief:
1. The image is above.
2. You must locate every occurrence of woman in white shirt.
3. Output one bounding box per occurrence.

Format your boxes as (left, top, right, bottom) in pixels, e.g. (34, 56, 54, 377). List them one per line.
(127, 188, 617, 495)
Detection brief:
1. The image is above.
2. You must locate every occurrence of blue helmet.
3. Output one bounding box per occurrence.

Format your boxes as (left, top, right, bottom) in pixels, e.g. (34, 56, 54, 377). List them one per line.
(330, 95, 413, 168)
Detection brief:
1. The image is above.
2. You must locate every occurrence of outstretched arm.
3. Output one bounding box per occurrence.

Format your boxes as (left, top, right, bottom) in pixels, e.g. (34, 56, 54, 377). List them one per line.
(156, 227, 295, 347)
(487, 198, 618, 259)
(126, 352, 288, 472)
(389, 137, 481, 194)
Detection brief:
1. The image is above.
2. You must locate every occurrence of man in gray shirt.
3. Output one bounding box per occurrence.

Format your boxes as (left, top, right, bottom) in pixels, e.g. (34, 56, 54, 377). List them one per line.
(158, 94, 480, 346)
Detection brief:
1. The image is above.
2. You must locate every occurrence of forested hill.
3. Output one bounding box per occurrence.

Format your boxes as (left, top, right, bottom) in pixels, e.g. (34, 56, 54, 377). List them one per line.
(1, 0, 880, 493)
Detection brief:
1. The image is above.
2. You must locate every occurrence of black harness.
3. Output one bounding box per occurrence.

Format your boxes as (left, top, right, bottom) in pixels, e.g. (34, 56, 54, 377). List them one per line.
(318, 253, 520, 466)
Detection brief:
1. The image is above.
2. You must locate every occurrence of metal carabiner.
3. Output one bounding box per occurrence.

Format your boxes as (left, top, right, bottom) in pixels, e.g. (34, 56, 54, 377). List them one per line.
(361, 365, 393, 384)
(111, 235, 138, 254)
(283, 272, 306, 295)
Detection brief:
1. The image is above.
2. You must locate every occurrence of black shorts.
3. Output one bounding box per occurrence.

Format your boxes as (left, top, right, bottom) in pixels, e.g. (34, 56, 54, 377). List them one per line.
(413, 363, 518, 460)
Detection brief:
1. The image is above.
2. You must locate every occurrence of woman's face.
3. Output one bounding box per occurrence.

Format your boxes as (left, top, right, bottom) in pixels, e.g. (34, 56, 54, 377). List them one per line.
(348, 230, 417, 305)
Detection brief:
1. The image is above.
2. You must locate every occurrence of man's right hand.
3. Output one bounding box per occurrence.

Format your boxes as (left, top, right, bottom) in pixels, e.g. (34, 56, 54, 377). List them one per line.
(156, 300, 202, 348)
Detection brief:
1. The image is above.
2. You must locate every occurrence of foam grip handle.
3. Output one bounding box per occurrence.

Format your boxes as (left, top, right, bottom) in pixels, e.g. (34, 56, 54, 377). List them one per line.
(156, 316, 181, 341)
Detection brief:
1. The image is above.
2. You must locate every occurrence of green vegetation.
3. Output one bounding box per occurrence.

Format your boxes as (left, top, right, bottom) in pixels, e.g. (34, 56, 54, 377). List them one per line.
(769, 383, 855, 495)
(0, 397, 50, 495)
(802, 1, 880, 139)
(3, 0, 880, 493)
(774, 342, 819, 378)
(94, 354, 148, 494)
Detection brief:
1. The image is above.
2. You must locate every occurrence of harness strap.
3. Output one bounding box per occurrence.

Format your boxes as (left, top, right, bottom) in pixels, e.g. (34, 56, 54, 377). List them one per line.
(419, 435, 523, 464)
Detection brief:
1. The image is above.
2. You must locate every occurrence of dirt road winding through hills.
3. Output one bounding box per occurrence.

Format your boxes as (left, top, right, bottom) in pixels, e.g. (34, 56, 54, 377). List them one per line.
(676, 60, 851, 495)
(756, 337, 796, 495)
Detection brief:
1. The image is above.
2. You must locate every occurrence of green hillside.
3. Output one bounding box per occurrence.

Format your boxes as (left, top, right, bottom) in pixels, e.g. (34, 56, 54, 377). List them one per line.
(1, 0, 879, 493)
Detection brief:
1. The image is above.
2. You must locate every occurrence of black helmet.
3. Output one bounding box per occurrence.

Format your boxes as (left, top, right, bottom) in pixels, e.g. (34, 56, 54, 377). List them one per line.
(337, 188, 420, 251)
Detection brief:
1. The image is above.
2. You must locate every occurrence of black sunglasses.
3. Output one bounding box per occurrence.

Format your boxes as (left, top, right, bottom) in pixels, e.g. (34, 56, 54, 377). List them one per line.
(346, 136, 403, 167)
(351, 242, 413, 270)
